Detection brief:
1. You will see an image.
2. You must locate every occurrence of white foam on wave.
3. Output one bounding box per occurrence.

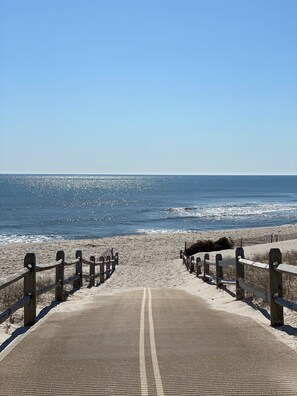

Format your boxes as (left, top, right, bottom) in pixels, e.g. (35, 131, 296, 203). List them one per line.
(0, 234, 64, 244)
(137, 229, 191, 235)
(166, 203, 297, 220)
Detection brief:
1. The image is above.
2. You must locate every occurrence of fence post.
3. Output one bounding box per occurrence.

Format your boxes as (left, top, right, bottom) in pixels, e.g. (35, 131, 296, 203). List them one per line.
(55, 251, 65, 302)
(182, 251, 187, 266)
(196, 257, 201, 277)
(89, 256, 95, 288)
(106, 256, 111, 278)
(190, 256, 195, 273)
(215, 254, 223, 288)
(74, 250, 83, 288)
(269, 248, 284, 327)
(184, 256, 188, 270)
(186, 256, 191, 271)
(111, 251, 116, 273)
(24, 253, 36, 326)
(236, 247, 245, 300)
(115, 253, 119, 267)
(99, 257, 105, 284)
(203, 254, 209, 281)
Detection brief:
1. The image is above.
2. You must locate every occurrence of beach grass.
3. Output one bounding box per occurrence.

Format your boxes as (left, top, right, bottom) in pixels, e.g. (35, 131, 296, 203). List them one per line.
(0, 273, 54, 312)
(202, 250, 297, 302)
(250, 250, 297, 302)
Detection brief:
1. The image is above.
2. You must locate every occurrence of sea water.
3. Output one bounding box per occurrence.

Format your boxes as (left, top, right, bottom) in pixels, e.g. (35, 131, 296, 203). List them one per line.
(0, 175, 296, 243)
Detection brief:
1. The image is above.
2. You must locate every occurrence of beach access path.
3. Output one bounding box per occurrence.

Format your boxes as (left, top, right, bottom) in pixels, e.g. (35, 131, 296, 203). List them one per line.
(1, 288, 297, 396)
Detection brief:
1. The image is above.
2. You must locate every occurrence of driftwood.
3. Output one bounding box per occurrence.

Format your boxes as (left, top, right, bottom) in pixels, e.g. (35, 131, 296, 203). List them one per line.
(185, 237, 234, 256)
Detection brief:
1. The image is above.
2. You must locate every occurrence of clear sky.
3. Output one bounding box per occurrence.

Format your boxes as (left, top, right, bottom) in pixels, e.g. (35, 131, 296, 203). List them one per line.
(0, 0, 296, 175)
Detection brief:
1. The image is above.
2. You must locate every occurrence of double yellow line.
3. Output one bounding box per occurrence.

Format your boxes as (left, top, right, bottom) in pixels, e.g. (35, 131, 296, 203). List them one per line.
(139, 288, 164, 396)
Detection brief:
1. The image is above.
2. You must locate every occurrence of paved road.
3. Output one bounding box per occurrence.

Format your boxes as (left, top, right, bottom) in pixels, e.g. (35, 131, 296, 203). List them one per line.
(1, 289, 297, 395)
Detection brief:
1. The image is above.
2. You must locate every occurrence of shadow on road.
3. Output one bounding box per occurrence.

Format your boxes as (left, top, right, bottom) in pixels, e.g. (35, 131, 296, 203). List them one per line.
(0, 300, 61, 354)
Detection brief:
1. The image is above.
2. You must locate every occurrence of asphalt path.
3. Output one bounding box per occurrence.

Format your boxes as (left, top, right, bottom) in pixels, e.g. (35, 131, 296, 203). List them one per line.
(0, 288, 297, 395)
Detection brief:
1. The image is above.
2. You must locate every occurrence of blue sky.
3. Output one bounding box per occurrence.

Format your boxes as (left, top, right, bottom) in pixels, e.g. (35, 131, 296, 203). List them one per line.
(0, 0, 296, 174)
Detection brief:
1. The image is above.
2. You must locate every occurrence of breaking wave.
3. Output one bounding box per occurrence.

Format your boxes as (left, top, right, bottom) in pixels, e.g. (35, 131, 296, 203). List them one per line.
(0, 234, 65, 244)
(137, 229, 192, 235)
(166, 203, 297, 221)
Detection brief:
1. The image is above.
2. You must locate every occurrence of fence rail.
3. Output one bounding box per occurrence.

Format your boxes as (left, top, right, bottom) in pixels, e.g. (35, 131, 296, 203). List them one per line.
(180, 247, 297, 327)
(0, 249, 119, 327)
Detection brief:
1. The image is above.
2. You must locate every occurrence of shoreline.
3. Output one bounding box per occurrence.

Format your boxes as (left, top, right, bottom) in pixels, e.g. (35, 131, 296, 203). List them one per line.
(1, 223, 297, 276)
(2, 221, 297, 244)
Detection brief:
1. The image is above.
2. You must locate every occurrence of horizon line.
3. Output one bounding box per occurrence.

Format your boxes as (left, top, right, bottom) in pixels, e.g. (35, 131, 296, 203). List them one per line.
(0, 172, 296, 177)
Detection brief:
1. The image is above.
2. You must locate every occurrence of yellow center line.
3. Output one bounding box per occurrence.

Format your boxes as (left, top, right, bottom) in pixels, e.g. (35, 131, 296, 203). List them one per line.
(148, 288, 165, 396)
(139, 288, 148, 396)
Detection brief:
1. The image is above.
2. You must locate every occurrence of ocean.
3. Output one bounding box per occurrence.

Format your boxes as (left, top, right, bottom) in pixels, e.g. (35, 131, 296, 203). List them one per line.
(0, 175, 296, 244)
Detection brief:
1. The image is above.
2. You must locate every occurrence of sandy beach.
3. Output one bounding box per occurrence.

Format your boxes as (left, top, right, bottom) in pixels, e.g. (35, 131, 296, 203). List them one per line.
(1, 223, 297, 277)
(1, 223, 297, 348)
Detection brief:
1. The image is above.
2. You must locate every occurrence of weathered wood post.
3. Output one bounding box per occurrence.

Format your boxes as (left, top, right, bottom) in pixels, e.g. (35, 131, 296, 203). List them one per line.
(24, 253, 36, 326)
(55, 251, 65, 302)
(269, 248, 284, 327)
(182, 250, 187, 266)
(106, 256, 111, 279)
(115, 252, 119, 267)
(236, 247, 245, 300)
(215, 254, 223, 288)
(99, 257, 105, 284)
(203, 254, 209, 281)
(185, 256, 188, 270)
(196, 257, 201, 277)
(184, 256, 188, 269)
(74, 250, 83, 288)
(190, 256, 195, 273)
(89, 256, 96, 288)
(111, 251, 116, 273)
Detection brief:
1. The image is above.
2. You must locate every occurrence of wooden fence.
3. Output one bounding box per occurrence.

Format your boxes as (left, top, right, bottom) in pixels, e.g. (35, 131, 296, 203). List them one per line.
(0, 249, 119, 327)
(180, 247, 297, 327)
